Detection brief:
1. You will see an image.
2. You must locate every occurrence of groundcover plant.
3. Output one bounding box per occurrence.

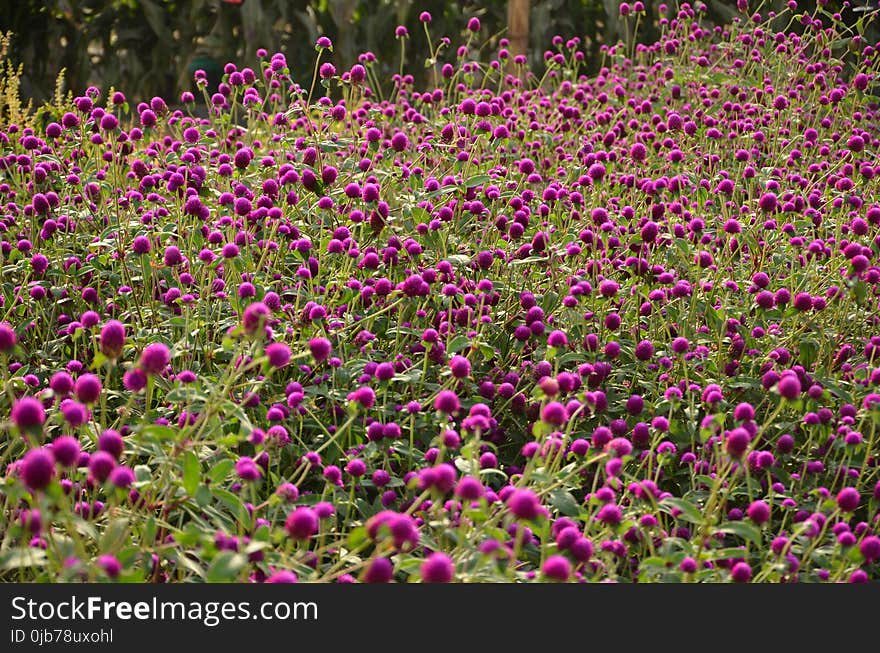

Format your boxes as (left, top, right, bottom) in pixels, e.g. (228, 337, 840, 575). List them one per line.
(1, 1, 879, 583)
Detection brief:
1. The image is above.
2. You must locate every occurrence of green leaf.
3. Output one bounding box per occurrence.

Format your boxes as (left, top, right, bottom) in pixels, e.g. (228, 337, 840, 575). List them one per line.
(195, 484, 212, 508)
(100, 518, 130, 553)
(659, 497, 704, 524)
(183, 451, 200, 496)
(716, 521, 763, 547)
(206, 552, 247, 582)
(463, 174, 491, 188)
(208, 459, 235, 484)
(448, 335, 470, 354)
(549, 489, 581, 517)
(347, 526, 368, 549)
(0, 548, 48, 570)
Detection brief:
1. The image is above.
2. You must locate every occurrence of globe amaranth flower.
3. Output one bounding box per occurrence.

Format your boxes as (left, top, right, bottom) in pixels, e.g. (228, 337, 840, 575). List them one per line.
(541, 555, 572, 582)
(421, 552, 454, 583)
(363, 557, 394, 583)
(21, 448, 55, 490)
(285, 507, 319, 540)
(236, 456, 262, 481)
(139, 342, 170, 376)
(434, 390, 460, 414)
(99, 320, 126, 359)
(12, 397, 46, 432)
(309, 337, 332, 363)
(265, 342, 291, 368)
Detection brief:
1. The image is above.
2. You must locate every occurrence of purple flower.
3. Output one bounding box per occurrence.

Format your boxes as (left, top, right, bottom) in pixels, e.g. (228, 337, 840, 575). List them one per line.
(434, 390, 460, 414)
(634, 340, 654, 361)
(730, 561, 752, 583)
(97, 554, 121, 578)
(236, 456, 262, 481)
(21, 448, 55, 490)
(449, 355, 471, 379)
(541, 555, 572, 582)
(860, 536, 880, 562)
(507, 488, 541, 520)
(285, 507, 318, 540)
(0, 322, 16, 351)
(11, 397, 46, 431)
(99, 320, 126, 359)
(265, 342, 291, 368)
(747, 500, 770, 524)
(777, 373, 801, 400)
(541, 401, 567, 426)
(51, 436, 81, 468)
(363, 557, 393, 583)
(98, 429, 124, 459)
(266, 571, 298, 583)
(242, 302, 270, 335)
(88, 451, 116, 483)
(421, 552, 454, 583)
(139, 343, 170, 376)
(74, 373, 102, 404)
(109, 466, 135, 488)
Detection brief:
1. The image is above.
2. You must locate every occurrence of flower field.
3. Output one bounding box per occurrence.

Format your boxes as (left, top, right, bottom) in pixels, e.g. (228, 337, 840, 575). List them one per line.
(1, 2, 880, 583)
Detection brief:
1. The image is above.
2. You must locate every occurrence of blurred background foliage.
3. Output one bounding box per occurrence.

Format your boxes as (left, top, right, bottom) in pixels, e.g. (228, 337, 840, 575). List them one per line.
(0, 0, 874, 105)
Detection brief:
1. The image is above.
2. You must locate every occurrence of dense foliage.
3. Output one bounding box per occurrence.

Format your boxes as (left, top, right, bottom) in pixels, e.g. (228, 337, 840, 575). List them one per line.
(1, 2, 880, 583)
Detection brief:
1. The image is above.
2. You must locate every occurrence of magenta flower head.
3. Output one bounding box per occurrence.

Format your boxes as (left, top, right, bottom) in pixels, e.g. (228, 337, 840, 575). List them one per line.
(0, 321, 16, 351)
(12, 397, 46, 433)
(348, 386, 376, 409)
(421, 552, 454, 583)
(547, 330, 568, 348)
(98, 429, 124, 459)
(860, 536, 880, 562)
(123, 368, 148, 392)
(836, 487, 860, 513)
(49, 372, 74, 398)
(242, 301, 270, 336)
(777, 373, 801, 400)
(541, 555, 572, 582)
(319, 62, 336, 79)
(467, 17, 481, 32)
(163, 245, 183, 267)
(725, 428, 751, 459)
(315, 36, 332, 49)
(266, 571, 298, 583)
(285, 507, 318, 540)
(363, 557, 393, 583)
(507, 488, 542, 520)
(21, 447, 55, 490)
(89, 451, 116, 483)
(449, 355, 471, 379)
(236, 456, 262, 481)
(635, 339, 655, 361)
(99, 320, 126, 359)
(349, 64, 366, 84)
(139, 342, 170, 376)
(747, 500, 771, 524)
(434, 390, 460, 414)
(51, 436, 81, 468)
(97, 554, 121, 578)
(730, 561, 752, 583)
(74, 373, 102, 404)
(265, 342, 291, 368)
(109, 466, 135, 489)
(309, 337, 332, 363)
(541, 401, 568, 427)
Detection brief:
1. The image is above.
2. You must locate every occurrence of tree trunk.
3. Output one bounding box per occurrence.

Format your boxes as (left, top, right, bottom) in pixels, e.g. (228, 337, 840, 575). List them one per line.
(507, 0, 530, 58)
